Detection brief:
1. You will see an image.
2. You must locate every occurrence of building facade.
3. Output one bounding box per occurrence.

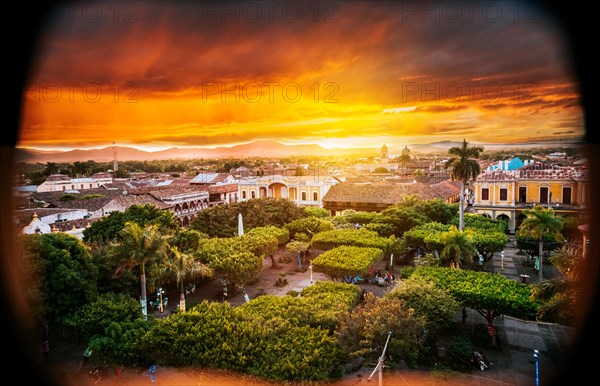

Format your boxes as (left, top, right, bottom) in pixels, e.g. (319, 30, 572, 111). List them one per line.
(472, 163, 590, 233)
(37, 173, 113, 192)
(238, 175, 339, 207)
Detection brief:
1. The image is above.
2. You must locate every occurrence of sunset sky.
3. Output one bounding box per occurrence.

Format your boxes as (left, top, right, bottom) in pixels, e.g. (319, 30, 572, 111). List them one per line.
(18, 0, 584, 152)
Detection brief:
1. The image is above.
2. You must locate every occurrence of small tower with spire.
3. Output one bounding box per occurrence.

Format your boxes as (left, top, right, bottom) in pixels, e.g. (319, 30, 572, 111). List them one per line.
(402, 145, 410, 158)
(381, 144, 389, 160)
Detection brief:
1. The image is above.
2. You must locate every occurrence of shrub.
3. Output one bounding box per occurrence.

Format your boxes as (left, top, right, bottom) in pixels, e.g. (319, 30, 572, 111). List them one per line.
(450, 335, 472, 363)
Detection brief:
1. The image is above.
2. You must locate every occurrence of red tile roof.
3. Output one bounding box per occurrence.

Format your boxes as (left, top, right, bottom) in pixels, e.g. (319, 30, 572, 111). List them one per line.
(323, 180, 460, 205)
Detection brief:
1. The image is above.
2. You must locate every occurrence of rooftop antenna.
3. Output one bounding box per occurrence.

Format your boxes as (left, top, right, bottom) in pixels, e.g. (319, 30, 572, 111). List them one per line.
(113, 142, 118, 172)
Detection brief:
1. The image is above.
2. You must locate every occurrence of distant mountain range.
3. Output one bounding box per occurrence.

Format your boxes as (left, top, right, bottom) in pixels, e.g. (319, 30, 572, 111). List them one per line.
(14, 139, 584, 163)
(15, 140, 330, 163)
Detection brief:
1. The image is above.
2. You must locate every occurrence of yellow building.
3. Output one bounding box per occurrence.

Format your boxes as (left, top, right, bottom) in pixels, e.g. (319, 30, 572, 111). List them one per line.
(472, 163, 590, 233)
(238, 175, 340, 207)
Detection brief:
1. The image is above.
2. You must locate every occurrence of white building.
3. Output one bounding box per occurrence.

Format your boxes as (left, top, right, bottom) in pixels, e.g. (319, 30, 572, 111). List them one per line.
(238, 175, 341, 207)
(37, 173, 113, 193)
(21, 213, 52, 234)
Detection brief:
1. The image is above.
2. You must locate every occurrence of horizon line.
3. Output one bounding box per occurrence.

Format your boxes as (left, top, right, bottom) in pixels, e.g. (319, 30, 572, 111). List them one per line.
(15, 137, 586, 153)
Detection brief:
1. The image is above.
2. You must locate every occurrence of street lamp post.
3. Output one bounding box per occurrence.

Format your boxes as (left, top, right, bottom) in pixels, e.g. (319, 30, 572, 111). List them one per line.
(501, 250, 504, 271)
(158, 288, 165, 313)
(309, 264, 313, 283)
(534, 349, 539, 386)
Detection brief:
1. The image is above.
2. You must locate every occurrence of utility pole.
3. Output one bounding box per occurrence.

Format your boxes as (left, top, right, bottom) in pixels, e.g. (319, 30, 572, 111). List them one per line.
(368, 331, 392, 386)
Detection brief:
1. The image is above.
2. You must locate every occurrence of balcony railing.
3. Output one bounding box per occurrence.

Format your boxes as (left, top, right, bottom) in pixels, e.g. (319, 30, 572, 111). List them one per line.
(474, 201, 584, 210)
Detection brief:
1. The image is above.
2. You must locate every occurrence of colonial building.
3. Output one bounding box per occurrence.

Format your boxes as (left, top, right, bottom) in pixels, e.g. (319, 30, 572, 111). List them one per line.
(170, 173, 239, 218)
(128, 185, 210, 226)
(189, 172, 236, 186)
(20, 213, 52, 235)
(322, 179, 461, 215)
(472, 163, 591, 233)
(37, 173, 113, 192)
(238, 175, 340, 207)
(15, 208, 89, 229)
(23, 182, 213, 228)
(207, 183, 238, 206)
(26, 187, 127, 217)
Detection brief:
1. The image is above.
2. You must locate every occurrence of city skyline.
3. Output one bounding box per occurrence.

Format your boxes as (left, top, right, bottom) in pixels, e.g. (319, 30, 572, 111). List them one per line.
(19, 1, 584, 152)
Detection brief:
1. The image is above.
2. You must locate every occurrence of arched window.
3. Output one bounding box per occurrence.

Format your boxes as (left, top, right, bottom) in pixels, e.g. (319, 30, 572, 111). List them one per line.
(313, 192, 318, 201)
(301, 192, 307, 201)
(251, 191, 256, 199)
(242, 191, 246, 199)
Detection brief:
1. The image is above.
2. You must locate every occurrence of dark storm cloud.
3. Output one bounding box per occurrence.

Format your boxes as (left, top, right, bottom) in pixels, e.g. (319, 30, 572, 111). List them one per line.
(32, 1, 576, 106)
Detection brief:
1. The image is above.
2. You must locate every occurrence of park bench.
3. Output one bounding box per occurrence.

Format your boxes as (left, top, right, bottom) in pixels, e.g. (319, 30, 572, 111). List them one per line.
(149, 297, 168, 310)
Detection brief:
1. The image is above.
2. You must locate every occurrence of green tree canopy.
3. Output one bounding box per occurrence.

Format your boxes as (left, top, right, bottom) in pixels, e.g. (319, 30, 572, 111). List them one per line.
(83, 204, 179, 244)
(170, 228, 209, 253)
(21, 233, 99, 325)
(285, 216, 334, 240)
(376, 206, 429, 237)
(440, 227, 477, 268)
(411, 266, 538, 320)
(197, 237, 263, 289)
(311, 229, 394, 252)
(335, 293, 426, 369)
(386, 276, 460, 335)
(304, 206, 331, 218)
(396, 195, 458, 224)
(191, 198, 307, 237)
(311, 245, 383, 280)
(61, 292, 147, 346)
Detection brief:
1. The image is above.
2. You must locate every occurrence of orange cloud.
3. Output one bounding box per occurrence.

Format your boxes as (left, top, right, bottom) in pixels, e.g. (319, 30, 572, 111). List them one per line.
(19, 1, 585, 151)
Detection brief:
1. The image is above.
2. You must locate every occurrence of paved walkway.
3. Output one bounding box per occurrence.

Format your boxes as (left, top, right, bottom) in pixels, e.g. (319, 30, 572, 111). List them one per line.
(464, 234, 579, 385)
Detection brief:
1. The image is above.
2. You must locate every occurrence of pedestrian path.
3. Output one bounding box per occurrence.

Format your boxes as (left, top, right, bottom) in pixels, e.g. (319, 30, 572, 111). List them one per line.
(490, 247, 521, 282)
(479, 234, 579, 384)
(489, 234, 561, 284)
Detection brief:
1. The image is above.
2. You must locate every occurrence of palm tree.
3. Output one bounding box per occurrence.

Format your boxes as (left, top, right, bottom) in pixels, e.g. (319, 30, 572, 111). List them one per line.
(43, 162, 59, 176)
(111, 222, 169, 319)
(518, 205, 564, 281)
(445, 139, 484, 231)
(441, 226, 477, 269)
(168, 246, 213, 313)
(531, 245, 582, 324)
